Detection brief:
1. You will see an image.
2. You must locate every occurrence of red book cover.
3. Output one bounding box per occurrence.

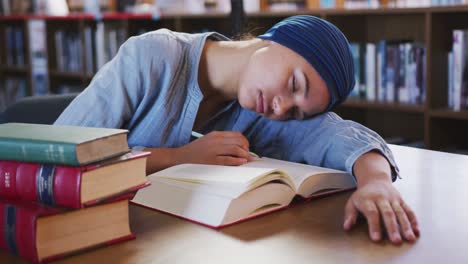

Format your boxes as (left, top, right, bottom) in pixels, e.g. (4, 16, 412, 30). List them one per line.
(0, 151, 150, 209)
(0, 194, 135, 264)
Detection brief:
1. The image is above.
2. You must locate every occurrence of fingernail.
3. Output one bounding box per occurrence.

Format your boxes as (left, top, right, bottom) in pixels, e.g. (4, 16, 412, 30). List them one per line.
(392, 233, 402, 244)
(371, 231, 380, 241)
(406, 230, 415, 241)
(344, 218, 350, 229)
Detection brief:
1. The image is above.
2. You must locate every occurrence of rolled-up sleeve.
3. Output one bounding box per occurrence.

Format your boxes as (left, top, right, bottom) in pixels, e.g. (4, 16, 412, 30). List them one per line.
(246, 111, 400, 181)
(54, 36, 143, 128)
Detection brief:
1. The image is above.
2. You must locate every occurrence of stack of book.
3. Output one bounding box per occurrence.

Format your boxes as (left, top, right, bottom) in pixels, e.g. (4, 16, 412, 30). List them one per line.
(0, 123, 150, 263)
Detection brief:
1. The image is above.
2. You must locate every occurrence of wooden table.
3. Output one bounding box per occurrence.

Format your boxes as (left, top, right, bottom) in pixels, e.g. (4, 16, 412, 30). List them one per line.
(2, 145, 468, 264)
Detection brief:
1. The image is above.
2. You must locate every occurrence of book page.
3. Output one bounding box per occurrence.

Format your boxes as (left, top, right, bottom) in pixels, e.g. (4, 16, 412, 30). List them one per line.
(149, 164, 295, 192)
(242, 157, 352, 191)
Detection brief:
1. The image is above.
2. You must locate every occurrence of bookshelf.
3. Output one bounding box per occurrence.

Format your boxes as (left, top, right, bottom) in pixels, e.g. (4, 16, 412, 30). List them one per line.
(1, 6, 468, 152)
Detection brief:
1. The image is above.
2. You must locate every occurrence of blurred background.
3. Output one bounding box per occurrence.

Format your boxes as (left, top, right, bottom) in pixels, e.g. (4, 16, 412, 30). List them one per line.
(1, 0, 468, 154)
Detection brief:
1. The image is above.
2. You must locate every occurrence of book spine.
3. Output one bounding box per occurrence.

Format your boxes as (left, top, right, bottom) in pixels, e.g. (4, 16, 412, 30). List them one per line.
(365, 43, 376, 101)
(0, 139, 80, 165)
(349, 43, 361, 98)
(386, 45, 399, 102)
(0, 160, 82, 208)
(449, 51, 454, 109)
(453, 30, 464, 111)
(42, 234, 136, 263)
(377, 40, 387, 102)
(0, 202, 39, 263)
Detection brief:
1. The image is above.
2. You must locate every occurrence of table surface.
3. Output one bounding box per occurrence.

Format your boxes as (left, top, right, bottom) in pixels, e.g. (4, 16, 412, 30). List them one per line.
(1, 145, 467, 264)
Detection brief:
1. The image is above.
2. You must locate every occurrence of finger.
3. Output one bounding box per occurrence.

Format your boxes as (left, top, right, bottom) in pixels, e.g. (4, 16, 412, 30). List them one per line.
(220, 139, 250, 153)
(343, 198, 359, 230)
(215, 156, 248, 166)
(206, 133, 249, 151)
(360, 201, 382, 242)
(215, 131, 250, 150)
(392, 201, 416, 242)
(401, 201, 420, 237)
(217, 145, 251, 160)
(209, 131, 246, 140)
(377, 200, 402, 244)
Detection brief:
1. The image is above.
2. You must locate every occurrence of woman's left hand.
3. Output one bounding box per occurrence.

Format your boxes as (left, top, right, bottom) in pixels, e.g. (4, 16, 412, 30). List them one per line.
(344, 152, 420, 244)
(343, 180, 419, 244)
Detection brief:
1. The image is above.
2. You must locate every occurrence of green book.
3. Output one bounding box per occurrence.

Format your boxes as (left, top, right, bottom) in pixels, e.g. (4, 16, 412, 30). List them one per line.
(0, 123, 130, 165)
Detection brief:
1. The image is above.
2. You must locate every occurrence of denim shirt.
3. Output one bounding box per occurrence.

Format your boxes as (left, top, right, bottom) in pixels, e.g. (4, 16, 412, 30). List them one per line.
(54, 29, 399, 180)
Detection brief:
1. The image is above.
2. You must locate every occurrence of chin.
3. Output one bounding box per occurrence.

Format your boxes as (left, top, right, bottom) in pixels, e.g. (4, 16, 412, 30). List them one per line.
(237, 91, 254, 112)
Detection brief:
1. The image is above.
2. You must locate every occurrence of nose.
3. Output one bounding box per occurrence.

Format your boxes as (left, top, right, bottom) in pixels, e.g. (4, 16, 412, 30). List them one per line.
(272, 95, 294, 118)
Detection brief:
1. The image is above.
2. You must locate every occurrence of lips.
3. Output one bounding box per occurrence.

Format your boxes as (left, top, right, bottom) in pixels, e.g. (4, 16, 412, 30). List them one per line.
(256, 92, 264, 113)
(262, 94, 269, 114)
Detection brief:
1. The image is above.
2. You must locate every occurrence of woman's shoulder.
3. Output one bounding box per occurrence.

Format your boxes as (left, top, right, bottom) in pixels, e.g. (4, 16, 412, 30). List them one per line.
(120, 29, 210, 68)
(126, 29, 207, 50)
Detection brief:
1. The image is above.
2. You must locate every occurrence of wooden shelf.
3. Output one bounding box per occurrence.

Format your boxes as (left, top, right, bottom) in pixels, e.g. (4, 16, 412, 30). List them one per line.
(248, 10, 321, 17)
(49, 71, 86, 79)
(426, 5, 468, 13)
(340, 99, 425, 113)
(0, 66, 30, 74)
(323, 5, 468, 15)
(430, 109, 468, 120)
(323, 7, 428, 16)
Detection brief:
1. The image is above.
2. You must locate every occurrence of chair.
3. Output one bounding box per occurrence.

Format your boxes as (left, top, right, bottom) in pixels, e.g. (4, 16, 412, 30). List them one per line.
(0, 93, 78, 125)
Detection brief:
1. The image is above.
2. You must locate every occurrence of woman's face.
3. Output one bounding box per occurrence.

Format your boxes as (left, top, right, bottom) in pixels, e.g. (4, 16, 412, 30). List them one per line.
(238, 41, 330, 121)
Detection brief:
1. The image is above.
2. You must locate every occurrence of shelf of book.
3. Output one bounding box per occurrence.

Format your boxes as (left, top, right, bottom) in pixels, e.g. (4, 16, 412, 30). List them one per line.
(2, 6, 468, 152)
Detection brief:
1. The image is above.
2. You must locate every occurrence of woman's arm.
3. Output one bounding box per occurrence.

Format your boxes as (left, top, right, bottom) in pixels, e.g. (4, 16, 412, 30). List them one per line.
(242, 111, 418, 243)
(246, 111, 399, 179)
(345, 151, 419, 244)
(54, 36, 143, 128)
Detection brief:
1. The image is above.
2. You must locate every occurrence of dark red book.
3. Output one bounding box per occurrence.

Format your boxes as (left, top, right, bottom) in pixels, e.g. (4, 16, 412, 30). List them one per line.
(0, 195, 135, 263)
(0, 151, 150, 209)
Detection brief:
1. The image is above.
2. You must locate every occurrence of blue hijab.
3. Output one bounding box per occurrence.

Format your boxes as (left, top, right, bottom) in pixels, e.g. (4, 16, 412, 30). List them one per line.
(258, 15, 355, 110)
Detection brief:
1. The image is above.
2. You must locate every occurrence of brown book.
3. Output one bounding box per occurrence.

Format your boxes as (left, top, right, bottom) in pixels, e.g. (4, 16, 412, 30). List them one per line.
(0, 151, 151, 208)
(0, 195, 135, 263)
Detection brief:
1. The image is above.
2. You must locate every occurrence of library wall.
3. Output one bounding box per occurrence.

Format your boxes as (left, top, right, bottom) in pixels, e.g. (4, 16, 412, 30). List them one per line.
(1, 1, 468, 153)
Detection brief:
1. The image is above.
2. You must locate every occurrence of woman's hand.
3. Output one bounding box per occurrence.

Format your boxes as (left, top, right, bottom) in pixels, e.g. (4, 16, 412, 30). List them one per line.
(344, 152, 420, 244)
(343, 179, 419, 244)
(176, 131, 253, 166)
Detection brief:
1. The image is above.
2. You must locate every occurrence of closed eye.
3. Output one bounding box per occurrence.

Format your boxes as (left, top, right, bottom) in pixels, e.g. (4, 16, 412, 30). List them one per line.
(292, 75, 298, 93)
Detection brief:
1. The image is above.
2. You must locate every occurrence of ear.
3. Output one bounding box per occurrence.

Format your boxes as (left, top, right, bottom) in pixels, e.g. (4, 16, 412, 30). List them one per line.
(255, 38, 272, 48)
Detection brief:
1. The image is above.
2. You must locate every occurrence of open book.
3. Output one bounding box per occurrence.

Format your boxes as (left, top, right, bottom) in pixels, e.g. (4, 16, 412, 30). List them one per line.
(132, 157, 357, 228)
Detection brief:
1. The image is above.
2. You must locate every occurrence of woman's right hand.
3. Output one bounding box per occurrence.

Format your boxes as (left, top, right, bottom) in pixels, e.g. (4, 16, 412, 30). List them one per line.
(176, 131, 253, 166)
